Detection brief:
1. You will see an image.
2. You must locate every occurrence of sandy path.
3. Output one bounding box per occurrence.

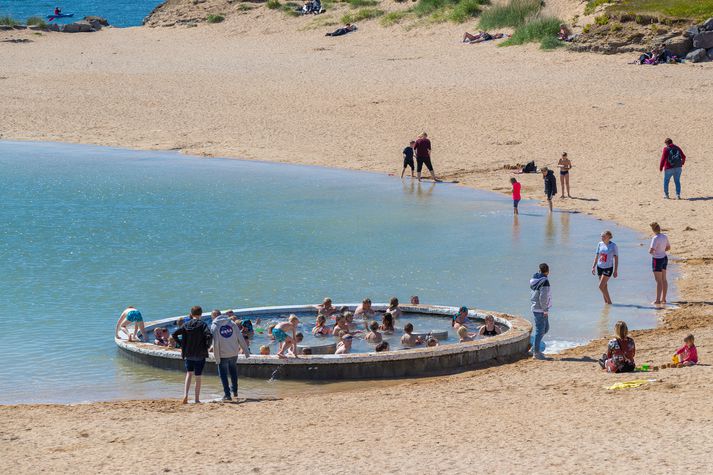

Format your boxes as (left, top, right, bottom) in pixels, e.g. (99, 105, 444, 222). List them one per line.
(2, 16, 713, 473)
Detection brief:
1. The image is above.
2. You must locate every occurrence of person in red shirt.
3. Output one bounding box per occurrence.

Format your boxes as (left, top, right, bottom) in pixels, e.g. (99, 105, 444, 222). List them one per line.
(413, 132, 440, 183)
(659, 138, 686, 199)
(510, 177, 521, 215)
(674, 334, 698, 366)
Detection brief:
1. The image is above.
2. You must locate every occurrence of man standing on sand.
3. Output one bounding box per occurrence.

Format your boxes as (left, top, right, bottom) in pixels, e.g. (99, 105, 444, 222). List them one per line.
(171, 306, 212, 404)
(414, 132, 440, 183)
(660, 138, 686, 199)
(530, 263, 551, 360)
(541, 167, 557, 212)
(211, 310, 250, 402)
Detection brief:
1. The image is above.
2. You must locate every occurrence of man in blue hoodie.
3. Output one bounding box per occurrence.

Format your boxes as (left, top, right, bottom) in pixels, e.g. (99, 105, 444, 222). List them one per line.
(171, 306, 212, 404)
(529, 263, 551, 360)
(211, 310, 250, 401)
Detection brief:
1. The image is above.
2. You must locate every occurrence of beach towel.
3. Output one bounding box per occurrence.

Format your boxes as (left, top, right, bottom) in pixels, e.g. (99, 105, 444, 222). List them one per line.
(606, 379, 656, 390)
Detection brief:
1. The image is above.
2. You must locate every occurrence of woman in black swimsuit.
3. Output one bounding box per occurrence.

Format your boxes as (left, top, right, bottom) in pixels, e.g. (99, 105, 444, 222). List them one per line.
(558, 152, 572, 198)
(478, 314, 502, 337)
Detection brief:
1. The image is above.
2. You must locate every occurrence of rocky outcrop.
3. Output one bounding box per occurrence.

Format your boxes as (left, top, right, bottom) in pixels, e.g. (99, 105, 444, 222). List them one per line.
(693, 31, 713, 49)
(0, 16, 109, 33)
(686, 48, 708, 63)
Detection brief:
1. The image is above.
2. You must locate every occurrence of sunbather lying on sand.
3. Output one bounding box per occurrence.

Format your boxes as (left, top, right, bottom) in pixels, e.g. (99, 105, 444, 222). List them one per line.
(326, 23, 357, 37)
(462, 31, 508, 44)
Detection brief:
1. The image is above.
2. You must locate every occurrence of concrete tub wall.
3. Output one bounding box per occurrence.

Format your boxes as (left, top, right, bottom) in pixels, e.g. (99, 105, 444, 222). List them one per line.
(117, 304, 532, 380)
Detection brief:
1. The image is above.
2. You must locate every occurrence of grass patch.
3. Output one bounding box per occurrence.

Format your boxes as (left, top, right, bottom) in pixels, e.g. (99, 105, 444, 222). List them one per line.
(27, 16, 47, 28)
(341, 7, 384, 23)
(412, 0, 487, 22)
(206, 13, 225, 23)
(501, 16, 562, 49)
(0, 15, 19, 26)
(478, 0, 540, 29)
(281, 2, 301, 16)
(584, 0, 611, 16)
(237, 3, 255, 11)
(380, 10, 411, 25)
(266, 0, 281, 9)
(346, 0, 379, 8)
(608, 0, 713, 21)
(449, 0, 486, 23)
(594, 14, 609, 25)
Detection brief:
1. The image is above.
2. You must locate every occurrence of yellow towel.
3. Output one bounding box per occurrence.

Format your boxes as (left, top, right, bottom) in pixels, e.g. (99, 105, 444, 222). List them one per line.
(607, 379, 653, 390)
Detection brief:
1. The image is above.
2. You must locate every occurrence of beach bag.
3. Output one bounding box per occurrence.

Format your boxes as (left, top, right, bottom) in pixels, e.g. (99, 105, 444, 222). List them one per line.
(523, 161, 536, 173)
(666, 146, 682, 168)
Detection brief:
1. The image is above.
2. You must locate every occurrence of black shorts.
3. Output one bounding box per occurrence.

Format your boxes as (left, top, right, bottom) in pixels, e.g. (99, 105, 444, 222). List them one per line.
(652, 256, 668, 272)
(403, 157, 414, 169)
(184, 358, 206, 375)
(597, 266, 614, 277)
(513, 199, 520, 208)
(416, 156, 433, 172)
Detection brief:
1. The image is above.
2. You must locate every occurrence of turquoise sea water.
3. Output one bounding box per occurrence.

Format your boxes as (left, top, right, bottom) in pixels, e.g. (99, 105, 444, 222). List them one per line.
(0, 141, 673, 404)
(0, 0, 162, 27)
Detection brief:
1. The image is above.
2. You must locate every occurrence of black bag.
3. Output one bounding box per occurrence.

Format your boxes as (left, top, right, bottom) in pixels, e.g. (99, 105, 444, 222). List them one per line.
(523, 161, 536, 173)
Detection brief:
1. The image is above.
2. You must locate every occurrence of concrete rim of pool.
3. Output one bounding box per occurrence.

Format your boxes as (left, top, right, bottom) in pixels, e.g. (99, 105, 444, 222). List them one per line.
(116, 304, 532, 380)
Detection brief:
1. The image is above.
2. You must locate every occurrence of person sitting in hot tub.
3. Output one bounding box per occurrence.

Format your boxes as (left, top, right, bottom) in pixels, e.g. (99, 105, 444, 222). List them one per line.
(316, 298, 338, 318)
(333, 314, 351, 336)
(240, 318, 255, 339)
(478, 315, 502, 337)
(457, 325, 477, 342)
(335, 332, 353, 354)
(154, 327, 169, 346)
(452, 306, 470, 330)
(401, 323, 424, 347)
(344, 312, 364, 334)
(364, 321, 383, 344)
(379, 312, 395, 334)
(386, 297, 402, 319)
(312, 315, 332, 336)
(354, 298, 376, 319)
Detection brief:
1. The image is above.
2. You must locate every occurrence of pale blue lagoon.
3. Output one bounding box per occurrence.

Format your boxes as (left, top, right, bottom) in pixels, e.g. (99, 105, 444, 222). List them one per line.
(0, 141, 673, 403)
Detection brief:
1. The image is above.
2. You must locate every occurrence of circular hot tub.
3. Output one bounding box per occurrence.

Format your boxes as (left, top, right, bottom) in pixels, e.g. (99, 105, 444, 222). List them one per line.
(115, 304, 532, 380)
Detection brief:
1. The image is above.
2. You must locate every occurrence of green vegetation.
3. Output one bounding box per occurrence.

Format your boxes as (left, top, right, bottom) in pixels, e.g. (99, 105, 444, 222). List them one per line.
(26, 16, 47, 28)
(501, 16, 563, 49)
(449, 0, 486, 23)
(410, 0, 488, 23)
(380, 10, 410, 25)
(0, 15, 19, 26)
(341, 7, 384, 23)
(584, 0, 611, 16)
(281, 2, 301, 16)
(609, 0, 713, 21)
(610, 21, 622, 31)
(478, 0, 539, 29)
(594, 14, 609, 25)
(346, 0, 379, 8)
(266, 0, 281, 9)
(206, 13, 225, 23)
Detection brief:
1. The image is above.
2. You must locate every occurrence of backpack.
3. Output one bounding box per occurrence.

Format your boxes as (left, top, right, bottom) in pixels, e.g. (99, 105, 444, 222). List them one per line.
(666, 145, 682, 168)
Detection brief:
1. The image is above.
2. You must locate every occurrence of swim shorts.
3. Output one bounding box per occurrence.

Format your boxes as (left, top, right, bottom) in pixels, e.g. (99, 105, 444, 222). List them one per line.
(126, 309, 143, 322)
(403, 157, 414, 170)
(513, 199, 520, 208)
(416, 156, 433, 172)
(185, 358, 206, 375)
(273, 328, 288, 342)
(560, 170, 569, 176)
(597, 266, 614, 277)
(652, 256, 668, 272)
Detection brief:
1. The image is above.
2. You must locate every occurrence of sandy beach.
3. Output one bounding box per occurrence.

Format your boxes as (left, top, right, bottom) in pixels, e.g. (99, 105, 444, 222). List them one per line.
(2, 9, 713, 473)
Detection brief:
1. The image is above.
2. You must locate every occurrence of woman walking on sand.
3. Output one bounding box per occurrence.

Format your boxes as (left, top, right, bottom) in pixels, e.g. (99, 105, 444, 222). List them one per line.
(592, 230, 619, 304)
(558, 152, 572, 198)
(649, 222, 670, 305)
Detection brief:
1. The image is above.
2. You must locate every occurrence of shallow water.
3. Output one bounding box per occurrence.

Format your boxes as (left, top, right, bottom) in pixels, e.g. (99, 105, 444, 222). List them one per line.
(0, 0, 162, 27)
(0, 141, 673, 403)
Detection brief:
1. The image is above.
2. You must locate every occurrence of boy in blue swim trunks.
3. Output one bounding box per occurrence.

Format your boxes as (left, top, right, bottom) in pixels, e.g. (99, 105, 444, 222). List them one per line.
(274, 315, 300, 359)
(115, 306, 146, 342)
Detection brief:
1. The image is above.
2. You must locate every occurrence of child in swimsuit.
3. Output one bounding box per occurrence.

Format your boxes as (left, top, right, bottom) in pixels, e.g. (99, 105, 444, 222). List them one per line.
(274, 315, 300, 358)
(479, 315, 502, 337)
(332, 314, 351, 336)
(400, 323, 423, 347)
(387, 297, 402, 319)
(452, 306, 469, 329)
(153, 327, 169, 346)
(335, 332, 353, 354)
(259, 345, 270, 355)
(312, 315, 332, 336)
(364, 321, 383, 344)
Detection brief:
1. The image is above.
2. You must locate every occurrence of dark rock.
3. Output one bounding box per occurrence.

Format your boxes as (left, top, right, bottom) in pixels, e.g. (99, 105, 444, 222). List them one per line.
(0, 25, 13, 31)
(83, 15, 109, 26)
(48, 23, 60, 31)
(12, 25, 27, 30)
(693, 31, 713, 49)
(28, 25, 45, 31)
(708, 47, 713, 60)
(664, 36, 693, 57)
(61, 22, 94, 33)
(686, 48, 708, 63)
(684, 26, 699, 38)
(703, 17, 713, 32)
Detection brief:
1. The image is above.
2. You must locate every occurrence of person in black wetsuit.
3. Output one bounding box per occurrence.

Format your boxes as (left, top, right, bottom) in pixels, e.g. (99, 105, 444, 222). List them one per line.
(326, 23, 357, 36)
(401, 140, 415, 179)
